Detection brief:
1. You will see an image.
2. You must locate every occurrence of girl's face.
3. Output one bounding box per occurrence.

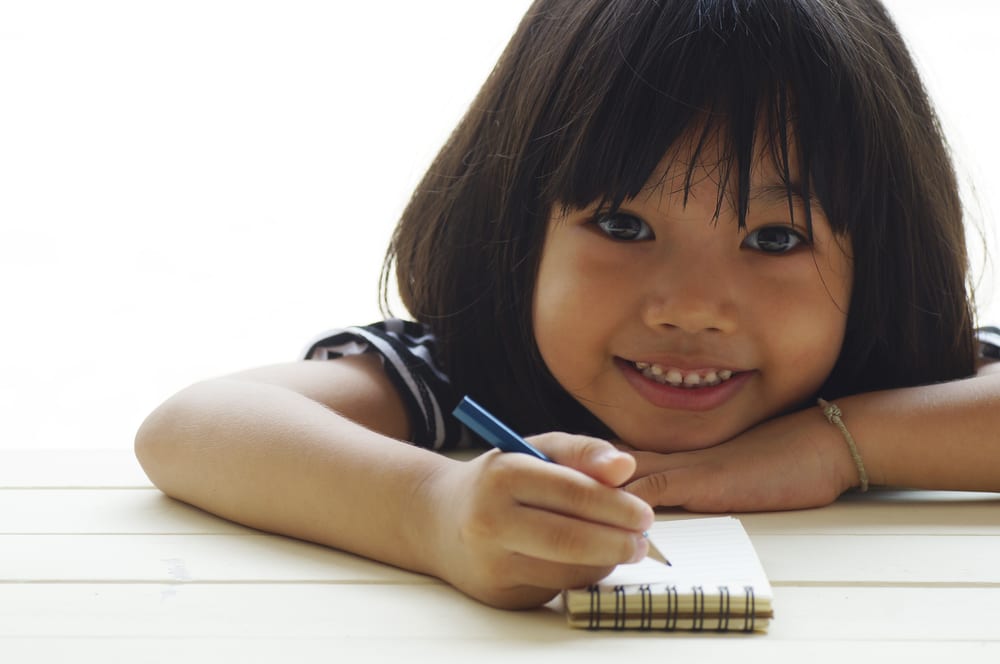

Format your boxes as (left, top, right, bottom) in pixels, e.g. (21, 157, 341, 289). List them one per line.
(532, 147, 853, 452)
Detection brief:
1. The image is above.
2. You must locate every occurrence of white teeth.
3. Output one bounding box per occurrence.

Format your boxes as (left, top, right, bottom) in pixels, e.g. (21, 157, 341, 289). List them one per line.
(634, 362, 738, 389)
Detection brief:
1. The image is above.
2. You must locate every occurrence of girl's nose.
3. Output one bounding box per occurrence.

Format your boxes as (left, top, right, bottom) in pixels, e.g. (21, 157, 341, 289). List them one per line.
(640, 263, 738, 335)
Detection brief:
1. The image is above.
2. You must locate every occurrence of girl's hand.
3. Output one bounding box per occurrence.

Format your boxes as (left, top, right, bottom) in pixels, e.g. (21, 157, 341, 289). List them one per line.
(622, 407, 859, 513)
(422, 434, 654, 609)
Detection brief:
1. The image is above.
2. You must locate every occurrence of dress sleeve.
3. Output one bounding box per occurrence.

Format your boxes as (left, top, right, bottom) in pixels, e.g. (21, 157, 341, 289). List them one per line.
(301, 319, 470, 450)
(977, 326, 1000, 360)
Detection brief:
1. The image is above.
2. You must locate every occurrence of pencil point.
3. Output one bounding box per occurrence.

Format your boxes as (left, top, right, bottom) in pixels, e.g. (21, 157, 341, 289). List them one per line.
(643, 534, 671, 566)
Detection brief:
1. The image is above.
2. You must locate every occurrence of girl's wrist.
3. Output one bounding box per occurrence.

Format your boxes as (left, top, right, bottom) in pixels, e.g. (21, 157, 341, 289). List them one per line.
(816, 398, 869, 492)
(803, 400, 866, 495)
(404, 454, 466, 584)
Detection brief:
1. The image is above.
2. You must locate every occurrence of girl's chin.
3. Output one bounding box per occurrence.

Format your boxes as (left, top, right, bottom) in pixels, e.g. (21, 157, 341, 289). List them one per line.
(602, 419, 743, 453)
(597, 397, 771, 452)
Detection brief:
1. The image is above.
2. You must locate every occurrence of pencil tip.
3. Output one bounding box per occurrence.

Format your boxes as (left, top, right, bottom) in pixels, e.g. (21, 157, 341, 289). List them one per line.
(645, 538, 671, 566)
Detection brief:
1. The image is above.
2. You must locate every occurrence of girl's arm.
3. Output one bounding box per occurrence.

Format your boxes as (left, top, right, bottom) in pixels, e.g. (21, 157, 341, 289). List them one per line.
(624, 366, 1000, 512)
(135, 355, 653, 608)
(845, 364, 1000, 491)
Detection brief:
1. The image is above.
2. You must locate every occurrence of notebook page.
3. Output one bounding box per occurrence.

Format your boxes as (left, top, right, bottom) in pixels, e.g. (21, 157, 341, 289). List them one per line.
(597, 516, 771, 594)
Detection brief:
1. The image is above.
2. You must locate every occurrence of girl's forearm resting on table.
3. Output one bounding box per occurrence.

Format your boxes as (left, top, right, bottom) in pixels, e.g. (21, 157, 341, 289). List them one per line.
(135, 378, 454, 579)
(842, 371, 1000, 492)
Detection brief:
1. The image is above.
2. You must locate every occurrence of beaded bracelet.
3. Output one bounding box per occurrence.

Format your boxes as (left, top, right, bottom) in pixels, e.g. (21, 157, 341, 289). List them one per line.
(817, 398, 869, 492)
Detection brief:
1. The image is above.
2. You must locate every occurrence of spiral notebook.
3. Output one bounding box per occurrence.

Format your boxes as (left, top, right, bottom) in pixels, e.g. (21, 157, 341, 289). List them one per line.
(562, 517, 773, 632)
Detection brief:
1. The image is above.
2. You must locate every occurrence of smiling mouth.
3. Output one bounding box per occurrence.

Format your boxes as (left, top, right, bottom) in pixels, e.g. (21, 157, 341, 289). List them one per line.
(632, 361, 737, 389)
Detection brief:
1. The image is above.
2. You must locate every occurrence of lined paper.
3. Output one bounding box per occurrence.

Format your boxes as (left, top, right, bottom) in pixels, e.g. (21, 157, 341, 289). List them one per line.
(594, 517, 772, 594)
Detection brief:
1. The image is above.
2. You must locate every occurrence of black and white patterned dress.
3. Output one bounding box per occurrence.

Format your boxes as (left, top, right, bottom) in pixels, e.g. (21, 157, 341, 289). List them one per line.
(302, 319, 469, 450)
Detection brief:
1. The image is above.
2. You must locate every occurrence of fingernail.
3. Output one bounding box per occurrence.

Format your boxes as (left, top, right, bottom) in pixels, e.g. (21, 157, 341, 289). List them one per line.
(639, 508, 655, 531)
(596, 449, 627, 464)
(629, 534, 648, 563)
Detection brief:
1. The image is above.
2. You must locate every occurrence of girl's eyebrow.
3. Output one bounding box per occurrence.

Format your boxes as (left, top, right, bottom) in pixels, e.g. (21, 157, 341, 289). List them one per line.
(751, 180, 808, 207)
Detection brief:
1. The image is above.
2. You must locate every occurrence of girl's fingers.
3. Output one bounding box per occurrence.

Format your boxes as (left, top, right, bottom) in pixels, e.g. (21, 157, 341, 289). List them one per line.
(491, 504, 649, 566)
(624, 451, 712, 508)
(624, 471, 684, 507)
(624, 449, 681, 479)
(487, 452, 653, 532)
(528, 433, 637, 488)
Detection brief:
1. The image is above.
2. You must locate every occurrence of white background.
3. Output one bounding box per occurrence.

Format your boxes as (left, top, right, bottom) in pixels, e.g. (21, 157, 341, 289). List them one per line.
(1, 1, 997, 451)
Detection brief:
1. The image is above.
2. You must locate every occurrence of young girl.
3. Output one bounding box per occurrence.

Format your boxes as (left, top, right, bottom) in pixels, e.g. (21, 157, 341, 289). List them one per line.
(136, 0, 1000, 610)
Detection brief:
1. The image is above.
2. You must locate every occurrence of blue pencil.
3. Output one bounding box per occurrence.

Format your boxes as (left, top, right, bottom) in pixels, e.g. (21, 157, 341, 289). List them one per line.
(453, 395, 670, 566)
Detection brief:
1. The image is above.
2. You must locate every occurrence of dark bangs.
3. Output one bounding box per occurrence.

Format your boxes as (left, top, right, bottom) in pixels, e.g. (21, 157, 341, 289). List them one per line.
(534, 0, 870, 237)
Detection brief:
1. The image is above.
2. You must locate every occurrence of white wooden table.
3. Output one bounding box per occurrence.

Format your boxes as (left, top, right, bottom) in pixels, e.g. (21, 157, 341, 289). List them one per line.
(2, 450, 999, 663)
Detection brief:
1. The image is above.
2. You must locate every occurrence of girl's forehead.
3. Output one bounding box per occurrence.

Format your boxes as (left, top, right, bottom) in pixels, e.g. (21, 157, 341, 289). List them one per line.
(635, 129, 803, 207)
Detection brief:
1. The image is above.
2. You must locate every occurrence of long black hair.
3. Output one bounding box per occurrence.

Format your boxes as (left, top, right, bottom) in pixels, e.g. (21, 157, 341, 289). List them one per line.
(382, 0, 976, 436)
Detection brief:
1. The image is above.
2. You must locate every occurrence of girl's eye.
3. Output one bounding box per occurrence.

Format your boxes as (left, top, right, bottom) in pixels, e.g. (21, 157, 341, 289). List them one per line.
(593, 212, 654, 241)
(741, 226, 807, 254)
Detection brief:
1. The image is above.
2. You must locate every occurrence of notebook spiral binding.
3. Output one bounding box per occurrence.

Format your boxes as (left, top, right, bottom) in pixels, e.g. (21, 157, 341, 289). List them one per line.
(585, 584, 758, 632)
